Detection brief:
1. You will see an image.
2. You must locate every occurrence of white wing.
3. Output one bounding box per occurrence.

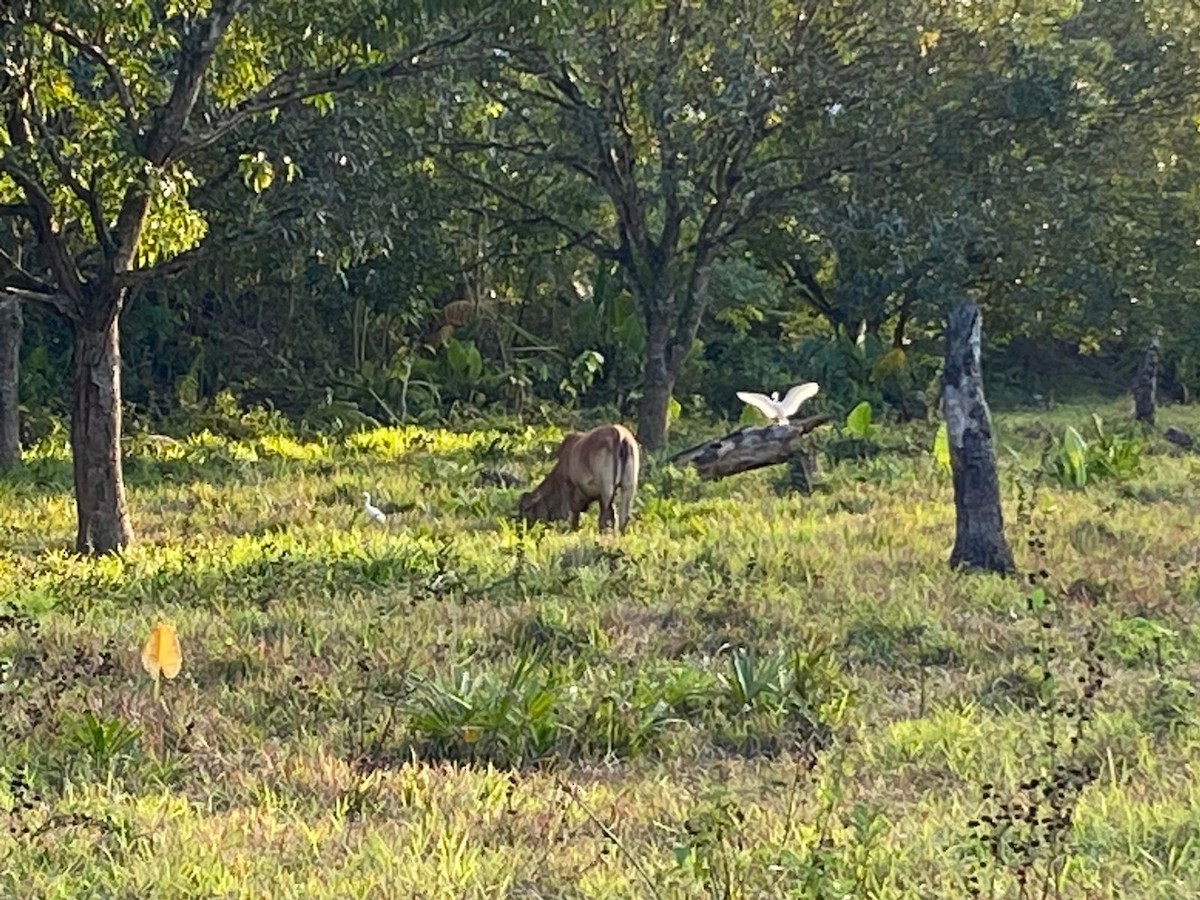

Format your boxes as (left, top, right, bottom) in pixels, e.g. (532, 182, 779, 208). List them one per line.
(777, 382, 820, 418)
(736, 390, 785, 420)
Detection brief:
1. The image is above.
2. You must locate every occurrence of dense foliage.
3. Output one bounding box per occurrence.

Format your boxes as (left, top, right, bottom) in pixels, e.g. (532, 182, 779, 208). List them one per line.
(6, 0, 1200, 438)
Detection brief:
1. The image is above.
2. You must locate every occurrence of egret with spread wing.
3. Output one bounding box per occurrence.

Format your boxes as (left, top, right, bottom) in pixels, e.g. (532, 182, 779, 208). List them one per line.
(736, 382, 820, 425)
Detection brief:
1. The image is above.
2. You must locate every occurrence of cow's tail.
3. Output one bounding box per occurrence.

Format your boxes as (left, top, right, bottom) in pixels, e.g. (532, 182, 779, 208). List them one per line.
(613, 433, 627, 498)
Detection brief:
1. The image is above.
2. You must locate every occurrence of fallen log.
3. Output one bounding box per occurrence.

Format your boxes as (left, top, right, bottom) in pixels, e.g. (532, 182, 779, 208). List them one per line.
(668, 414, 833, 481)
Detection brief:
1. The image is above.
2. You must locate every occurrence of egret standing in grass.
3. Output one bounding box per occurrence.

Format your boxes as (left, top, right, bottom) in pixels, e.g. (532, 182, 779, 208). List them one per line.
(362, 491, 387, 527)
(735, 382, 820, 426)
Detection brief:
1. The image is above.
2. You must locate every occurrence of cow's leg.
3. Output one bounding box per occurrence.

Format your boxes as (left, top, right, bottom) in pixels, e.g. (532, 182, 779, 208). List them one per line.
(598, 497, 615, 532)
(615, 492, 629, 533)
(617, 445, 639, 533)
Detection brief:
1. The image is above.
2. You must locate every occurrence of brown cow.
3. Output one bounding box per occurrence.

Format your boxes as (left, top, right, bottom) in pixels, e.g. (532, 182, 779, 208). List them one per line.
(517, 424, 640, 533)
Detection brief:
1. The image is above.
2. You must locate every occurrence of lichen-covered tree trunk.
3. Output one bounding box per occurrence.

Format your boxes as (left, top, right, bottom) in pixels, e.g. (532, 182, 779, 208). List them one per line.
(942, 302, 1014, 574)
(0, 294, 21, 469)
(71, 312, 133, 554)
(1133, 335, 1159, 426)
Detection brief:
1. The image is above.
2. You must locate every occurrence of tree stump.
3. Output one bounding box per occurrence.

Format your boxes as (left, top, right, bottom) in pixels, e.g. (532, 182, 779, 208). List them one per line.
(942, 303, 1014, 575)
(668, 415, 833, 481)
(1133, 335, 1159, 426)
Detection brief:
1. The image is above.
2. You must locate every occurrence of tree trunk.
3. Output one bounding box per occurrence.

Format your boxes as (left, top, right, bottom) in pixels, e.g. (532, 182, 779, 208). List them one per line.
(942, 302, 1014, 575)
(71, 314, 134, 554)
(892, 290, 915, 349)
(1133, 335, 1159, 426)
(636, 312, 674, 450)
(0, 294, 21, 469)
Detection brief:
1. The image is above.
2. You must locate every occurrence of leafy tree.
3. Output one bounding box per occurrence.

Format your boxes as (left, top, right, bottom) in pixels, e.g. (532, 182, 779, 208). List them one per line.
(737, 0, 1200, 407)
(439, 0, 938, 448)
(0, 0, 481, 552)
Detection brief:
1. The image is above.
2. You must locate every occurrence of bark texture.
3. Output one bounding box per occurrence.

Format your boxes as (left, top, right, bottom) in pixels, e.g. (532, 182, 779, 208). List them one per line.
(669, 415, 833, 480)
(942, 303, 1014, 574)
(634, 287, 680, 451)
(71, 316, 134, 553)
(0, 293, 20, 469)
(1133, 335, 1159, 426)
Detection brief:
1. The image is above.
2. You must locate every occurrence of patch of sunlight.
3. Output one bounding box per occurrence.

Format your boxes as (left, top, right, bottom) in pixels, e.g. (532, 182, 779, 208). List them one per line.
(346, 425, 480, 458)
(254, 433, 332, 461)
(1076, 776, 1200, 875)
(880, 704, 1019, 775)
(184, 429, 228, 450)
(24, 435, 71, 461)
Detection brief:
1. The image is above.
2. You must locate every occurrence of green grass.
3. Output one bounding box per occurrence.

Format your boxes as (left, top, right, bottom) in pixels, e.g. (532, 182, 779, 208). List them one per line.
(3, 400, 1200, 898)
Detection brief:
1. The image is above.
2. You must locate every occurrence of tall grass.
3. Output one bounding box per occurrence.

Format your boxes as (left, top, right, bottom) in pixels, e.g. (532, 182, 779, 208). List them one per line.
(2, 400, 1199, 898)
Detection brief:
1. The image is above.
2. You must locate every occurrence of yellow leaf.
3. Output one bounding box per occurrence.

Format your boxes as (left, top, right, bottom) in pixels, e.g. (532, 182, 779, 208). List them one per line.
(461, 725, 482, 744)
(141, 622, 183, 681)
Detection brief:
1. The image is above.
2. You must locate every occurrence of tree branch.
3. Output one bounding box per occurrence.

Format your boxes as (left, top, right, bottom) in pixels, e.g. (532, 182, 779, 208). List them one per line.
(707, 147, 902, 249)
(0, 159, 84, 310)
(444, 135, 601, 184)
(0, 283, 73, 316)
(441, 159, 621, 261)
(778, 251, 839, 324)
(171, 28, 478, 163)
(31, 18, 142, 138)
(22, 92, 107, 250)
(0, 245, 54, 294)
(142, 0, 250, 166)
(116, 205, 304, 287)
(647, 0, 686, 256)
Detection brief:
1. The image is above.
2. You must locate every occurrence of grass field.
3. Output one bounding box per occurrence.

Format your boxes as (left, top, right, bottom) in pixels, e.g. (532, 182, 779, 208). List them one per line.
(3, 400, 1200, 899)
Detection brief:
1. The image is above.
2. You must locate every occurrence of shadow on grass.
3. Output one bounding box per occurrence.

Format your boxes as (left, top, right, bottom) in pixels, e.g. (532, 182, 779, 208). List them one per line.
(2, 453, 288, 499)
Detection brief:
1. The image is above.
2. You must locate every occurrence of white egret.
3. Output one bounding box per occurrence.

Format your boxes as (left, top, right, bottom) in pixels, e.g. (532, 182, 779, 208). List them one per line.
(362, 491, 387, 526)
(736, 382, 820, 425)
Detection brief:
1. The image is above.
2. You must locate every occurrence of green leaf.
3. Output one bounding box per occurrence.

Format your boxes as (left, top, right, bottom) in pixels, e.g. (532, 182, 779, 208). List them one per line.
(446, 338, 469, 373)
(667, 396, 682, 426)
(846, 401, 873, 439)
(1063, 426, 1088, 487)
(1027, 587, 1049, 614)
(738, 404, 762, 427)
(465, 344, 484, 381)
